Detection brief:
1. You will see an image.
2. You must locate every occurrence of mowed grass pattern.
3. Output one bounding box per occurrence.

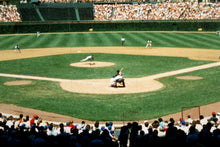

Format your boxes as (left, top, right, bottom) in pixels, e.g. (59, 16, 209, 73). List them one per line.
(0, 32, 220, 121)
(0, 66, 219, 121)
(0, 53, 211, 79)
(0, 32, 220, 50)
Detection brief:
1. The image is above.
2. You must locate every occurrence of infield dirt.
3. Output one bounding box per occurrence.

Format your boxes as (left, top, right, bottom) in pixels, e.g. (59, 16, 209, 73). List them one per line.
(1, 47, 220, 62)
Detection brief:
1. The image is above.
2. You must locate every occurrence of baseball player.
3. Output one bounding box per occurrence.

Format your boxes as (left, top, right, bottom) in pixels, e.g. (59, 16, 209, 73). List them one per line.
(37, 31, 40, 38)
(121, 37, 125, 46)
(145, 40, 152, 48)
(80, 55, 94, 64)
(14, 44, 21, 53)
(110, 69, 125, 87)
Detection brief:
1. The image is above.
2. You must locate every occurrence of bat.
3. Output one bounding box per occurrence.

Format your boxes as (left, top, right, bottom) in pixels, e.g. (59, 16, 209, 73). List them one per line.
(120, 68, 124, 72)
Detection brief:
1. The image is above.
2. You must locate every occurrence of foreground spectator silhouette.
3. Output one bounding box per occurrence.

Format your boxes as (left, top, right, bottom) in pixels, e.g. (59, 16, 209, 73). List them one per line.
(1, 112, 220, 146)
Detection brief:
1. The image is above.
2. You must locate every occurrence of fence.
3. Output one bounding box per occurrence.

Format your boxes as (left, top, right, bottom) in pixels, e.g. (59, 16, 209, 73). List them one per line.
(181, 106, 201, 120)
(0, 20, 220, 34)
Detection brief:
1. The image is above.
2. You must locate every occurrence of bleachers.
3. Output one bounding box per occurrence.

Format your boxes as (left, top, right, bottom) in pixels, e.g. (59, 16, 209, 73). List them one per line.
(37, 3, 76, 21)
(17, 4, 41, 21)
(74, 3, 94, 18)
(16, 3, 93, 22)
(39, 7, 77, 21)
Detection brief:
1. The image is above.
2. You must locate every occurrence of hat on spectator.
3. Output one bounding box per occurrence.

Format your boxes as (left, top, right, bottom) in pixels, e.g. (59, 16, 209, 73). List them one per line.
(144, 120, 148, 124)
(66, 122, 70, 126)
(21, 123, 26, 127)
(48, 125, 52, 129)
(33, 114, 38, 119)
(181, 120, 185, 125)
(110, 130, 114, 135)
(101, 126, 105, 131)
(44, 126, 48, 130)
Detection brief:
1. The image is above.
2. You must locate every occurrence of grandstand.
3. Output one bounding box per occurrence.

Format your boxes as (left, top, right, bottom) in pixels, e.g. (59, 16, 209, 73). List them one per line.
(16, 2, 94, 21)
(17, 3, 41, 21)
(1, 1, 220, 23)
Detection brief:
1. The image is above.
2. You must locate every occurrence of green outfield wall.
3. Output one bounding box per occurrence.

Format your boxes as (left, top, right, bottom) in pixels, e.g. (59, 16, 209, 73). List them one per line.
(0, 20, 220, 34)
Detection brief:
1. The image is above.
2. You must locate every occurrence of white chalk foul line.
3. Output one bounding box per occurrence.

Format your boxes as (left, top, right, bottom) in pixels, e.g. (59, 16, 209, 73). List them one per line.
(145, 62, 220, 80)
(0, 62, 220, 82)
(0, 73, 69, 82)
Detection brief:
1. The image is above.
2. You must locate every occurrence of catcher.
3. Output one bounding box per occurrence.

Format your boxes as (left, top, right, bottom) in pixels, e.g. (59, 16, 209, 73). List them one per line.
(110, 69, 125, 88)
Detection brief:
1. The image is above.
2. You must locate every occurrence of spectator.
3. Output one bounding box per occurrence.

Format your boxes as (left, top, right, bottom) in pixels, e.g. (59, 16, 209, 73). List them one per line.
(47, 123, 57, 136)
(209, 112, 219, 123)
(165, 122, 178, 146)
(186, 115, 193, 124)
(158, 117, 164, 127)
(186, 125, 199, 146)
(142, 120, 150, 134)
(30, 114, 38, 127)
(118, 124, 130, 147)
(200, 115, 208, 125)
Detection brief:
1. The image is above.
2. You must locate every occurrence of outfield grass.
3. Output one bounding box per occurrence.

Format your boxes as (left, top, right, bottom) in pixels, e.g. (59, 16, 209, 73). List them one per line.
(0, 32, 220, 121)
(1, 32, 220, 50)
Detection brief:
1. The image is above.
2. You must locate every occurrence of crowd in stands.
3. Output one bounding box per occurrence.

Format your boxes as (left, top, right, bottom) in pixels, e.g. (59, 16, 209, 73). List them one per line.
(1, 111, 220, 146)
(0, 5, 21, 22)
(94, 2, 220, 20)
(1, 1, 220, 22)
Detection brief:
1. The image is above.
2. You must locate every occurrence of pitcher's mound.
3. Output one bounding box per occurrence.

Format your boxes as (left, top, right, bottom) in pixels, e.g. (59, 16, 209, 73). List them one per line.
(70, 61, 115, 68)
(4, 80, 32, 86)
(176, 76, 203, 80)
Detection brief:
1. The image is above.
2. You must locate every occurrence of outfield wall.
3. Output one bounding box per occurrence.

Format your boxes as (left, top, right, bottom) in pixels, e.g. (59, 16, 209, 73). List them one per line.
(0, 20, 220, 34)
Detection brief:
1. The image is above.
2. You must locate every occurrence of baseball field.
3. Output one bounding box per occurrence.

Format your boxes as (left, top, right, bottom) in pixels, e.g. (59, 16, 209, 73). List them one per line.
(0, 31, 220, 122)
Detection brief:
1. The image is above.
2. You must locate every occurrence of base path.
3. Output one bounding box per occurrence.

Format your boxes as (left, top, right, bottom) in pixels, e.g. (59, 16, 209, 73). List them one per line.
(1, 62, 220, 94)
(0, 47, 220, 62)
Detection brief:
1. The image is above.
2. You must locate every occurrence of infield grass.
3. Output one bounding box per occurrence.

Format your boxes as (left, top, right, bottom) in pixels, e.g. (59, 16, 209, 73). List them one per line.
(0, 53, 211, 79)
